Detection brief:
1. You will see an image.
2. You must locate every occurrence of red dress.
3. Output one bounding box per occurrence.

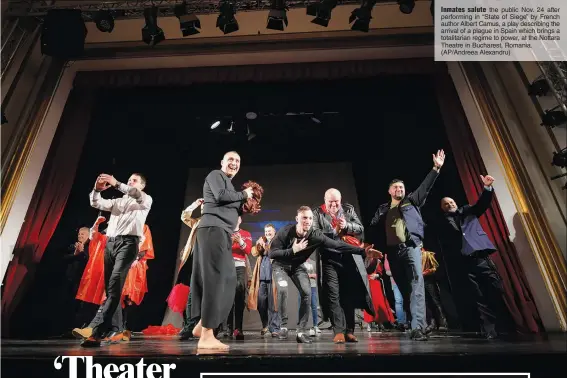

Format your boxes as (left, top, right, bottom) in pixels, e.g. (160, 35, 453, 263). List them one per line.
(75, 230, 106, 305)
(363, 260, 395, 324)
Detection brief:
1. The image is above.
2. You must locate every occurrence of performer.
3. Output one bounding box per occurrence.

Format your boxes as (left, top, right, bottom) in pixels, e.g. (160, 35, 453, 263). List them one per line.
(72, 216, 107, 339)
(190, 151, 255, 350)
(312, 188, 373, 343)
(438, 174, 505, 339)
(167, 198, 204, 340)
(248, 224, 281, 337)
(82, 173, 152, 347)
(269, 206, 382, 344)
(223, 216, 252, 339)
(62, 226, 92, 328)
(369, 149, 445, 341)
(363, 258, 395, 330)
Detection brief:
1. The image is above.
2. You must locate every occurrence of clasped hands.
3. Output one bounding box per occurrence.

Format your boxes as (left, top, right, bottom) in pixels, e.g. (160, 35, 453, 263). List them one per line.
(94, 173, 118, 191)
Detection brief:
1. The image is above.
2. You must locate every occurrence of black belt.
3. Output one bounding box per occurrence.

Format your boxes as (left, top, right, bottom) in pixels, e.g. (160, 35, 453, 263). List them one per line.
(107, 235, 140, 242)
(387, 241, 416, 251)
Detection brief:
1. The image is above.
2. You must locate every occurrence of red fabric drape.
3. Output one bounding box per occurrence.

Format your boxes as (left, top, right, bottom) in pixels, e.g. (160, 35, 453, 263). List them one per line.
(435, 71, 541, 333)
(1, 89, 96, 336)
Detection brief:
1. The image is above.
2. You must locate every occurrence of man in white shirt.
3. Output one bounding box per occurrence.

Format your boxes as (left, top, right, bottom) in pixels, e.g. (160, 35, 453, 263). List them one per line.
(81, 173, 152, 347)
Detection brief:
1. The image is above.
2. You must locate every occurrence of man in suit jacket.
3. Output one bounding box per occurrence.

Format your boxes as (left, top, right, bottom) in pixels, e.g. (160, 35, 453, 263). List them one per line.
(438, 174, 505, 339)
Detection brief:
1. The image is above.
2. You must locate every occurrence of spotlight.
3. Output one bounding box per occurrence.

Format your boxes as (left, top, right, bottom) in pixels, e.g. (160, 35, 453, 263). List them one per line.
(247, 125, 256, 141)
(217, 0, 239, 34)
(93, 10, 114, 33)
(398, 0, 415, 14)
(307, 0, 337, 27)
(349, 0, 377, 32)
(142, 7, 165, 46)
(211, 120, 221, 129)
(174, 2, 201, 36)
(246, 112, 258, 120)
(551, 148, 567, 168)
(528, 79, 550, 97)
(541, 110, 567, 128)
(267, 0, 288, 31)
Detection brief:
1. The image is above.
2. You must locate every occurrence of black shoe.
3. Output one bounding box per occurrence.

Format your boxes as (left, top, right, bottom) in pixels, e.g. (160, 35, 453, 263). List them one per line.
(485, 330, 498, 340)
(278, 328, 289, 340)
(437, 317, 449, 331)
(178, 327, 195, 341)
(296, 333, 312, 344)
(410, 329, 428, 341)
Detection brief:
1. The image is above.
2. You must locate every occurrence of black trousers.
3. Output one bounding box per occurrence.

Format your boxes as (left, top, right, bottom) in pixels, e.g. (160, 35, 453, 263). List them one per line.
(322, 261, 355, 335)
(190, 227, 236, 329)
(92, 235, 139, 337)
(225, 266, 246, 332)
(465, 255, 506, 334)
(89, 300, 124, 332)
(424, 275, 446, 326)
(272, 263, 311, 332)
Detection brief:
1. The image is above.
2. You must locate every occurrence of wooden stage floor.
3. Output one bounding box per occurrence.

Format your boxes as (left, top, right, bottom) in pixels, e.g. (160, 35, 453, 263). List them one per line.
(1, 330, 565, 378)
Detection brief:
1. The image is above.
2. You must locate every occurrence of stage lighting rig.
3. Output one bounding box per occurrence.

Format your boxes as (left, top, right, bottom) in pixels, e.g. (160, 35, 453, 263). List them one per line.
(93, 10, 115, 33)
(349, 0, 377, 32)
(528, 78, 551, 97)
(307, 0, 338, 27)
(141, 6, 165, 46)
(217, 0, 239, 34)
(398, 0, 415, 14)
(541, 107, 567, 128)
(174, 1, 201, 36)
(267, 0, 289, 31)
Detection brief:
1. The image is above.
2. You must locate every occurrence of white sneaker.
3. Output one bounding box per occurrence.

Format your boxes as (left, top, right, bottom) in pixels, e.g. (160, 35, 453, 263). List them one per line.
(314, 326, 322, 334)
(309, 327, 316, 337)
(366, 324, 372, 332)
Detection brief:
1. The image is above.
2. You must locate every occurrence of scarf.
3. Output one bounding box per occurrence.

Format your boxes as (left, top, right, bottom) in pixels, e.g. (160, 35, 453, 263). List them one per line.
(320, 204, 362, 247)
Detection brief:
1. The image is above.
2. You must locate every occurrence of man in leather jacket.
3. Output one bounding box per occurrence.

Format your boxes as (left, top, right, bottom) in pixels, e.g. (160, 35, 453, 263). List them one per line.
(312, 189, 374, 343)
(369, 149, 445, 341)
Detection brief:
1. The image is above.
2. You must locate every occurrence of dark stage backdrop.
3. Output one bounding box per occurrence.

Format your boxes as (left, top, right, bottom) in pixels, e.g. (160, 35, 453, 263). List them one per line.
(163, 162, 360, 330)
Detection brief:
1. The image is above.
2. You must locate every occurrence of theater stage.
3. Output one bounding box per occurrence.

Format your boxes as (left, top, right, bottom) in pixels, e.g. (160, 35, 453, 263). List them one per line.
(1, 330, 564, 378)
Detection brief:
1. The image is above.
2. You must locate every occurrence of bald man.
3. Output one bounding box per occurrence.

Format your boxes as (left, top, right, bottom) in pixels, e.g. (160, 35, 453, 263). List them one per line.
(438, 174, 505, 339)
(312, 189, 373, 343)
(190, 151, 254, 350)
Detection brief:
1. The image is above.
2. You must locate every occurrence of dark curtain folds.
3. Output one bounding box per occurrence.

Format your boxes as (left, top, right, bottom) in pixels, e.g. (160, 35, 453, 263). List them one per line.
(435, 71, 542, 333)
(72, 58, 439, 88)
(1, 89, 96, 337)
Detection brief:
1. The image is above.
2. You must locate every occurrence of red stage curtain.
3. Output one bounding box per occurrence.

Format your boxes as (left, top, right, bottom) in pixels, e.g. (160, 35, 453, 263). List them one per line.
(435, 71, 542, 333)
(1, 89, 96, 336)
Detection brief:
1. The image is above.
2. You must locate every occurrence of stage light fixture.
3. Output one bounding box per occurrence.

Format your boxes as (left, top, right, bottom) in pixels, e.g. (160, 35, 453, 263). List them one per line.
(552, 148, 567, 168)
(528, 78, 550, 97)
(541, 110, 567, 128)
(349, 0, 377, 32)
(211, 120, 221, 129)
(306, 0, 338, 27)
(142, 6, 165, 46)
(93, 10, 115, 33)
(174, 2, 201, 36)
(398, 0, 415, 14)
(267, 0, 289, 31)
(217, 0, 239, 34)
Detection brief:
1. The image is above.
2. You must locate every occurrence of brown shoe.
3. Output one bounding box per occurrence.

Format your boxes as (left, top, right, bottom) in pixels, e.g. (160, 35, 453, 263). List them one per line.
(122, 330, 132, 341)
(72, 327, 92, 339)
(333, 333, 345, 344)
(345, 333, 358, 342)
(102, 332, 124, 345)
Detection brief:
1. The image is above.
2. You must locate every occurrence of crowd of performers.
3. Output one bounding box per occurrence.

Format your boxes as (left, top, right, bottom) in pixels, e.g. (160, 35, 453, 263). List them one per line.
(65, 149, 507, 349)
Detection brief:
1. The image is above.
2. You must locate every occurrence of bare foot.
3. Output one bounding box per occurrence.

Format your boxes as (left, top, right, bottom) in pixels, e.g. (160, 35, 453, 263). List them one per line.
(197, 338, 230, 350)
(192, 320, 202, 338)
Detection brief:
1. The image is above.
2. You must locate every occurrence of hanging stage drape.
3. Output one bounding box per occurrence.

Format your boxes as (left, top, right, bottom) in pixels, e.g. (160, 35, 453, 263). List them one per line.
(1, 89, 96, 336)
(434, 70, 542, 333)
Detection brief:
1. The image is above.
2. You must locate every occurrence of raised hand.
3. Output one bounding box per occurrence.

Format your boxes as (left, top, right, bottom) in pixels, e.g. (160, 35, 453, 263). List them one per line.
(99, 174, 117, 187)
(480, 174, 495, 187)
(433, 149, 446, 169)
(364, 245, 383, 259)
(292, 238, 308, 254)
(94, 175, 111, 191)
(95, 216, 106, 225)
(244, 187, 254, 198)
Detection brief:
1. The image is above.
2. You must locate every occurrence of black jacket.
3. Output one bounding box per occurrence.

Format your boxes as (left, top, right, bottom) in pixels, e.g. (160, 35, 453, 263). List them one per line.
(370, 169, 439, 250)
(312, 203, 374, 318)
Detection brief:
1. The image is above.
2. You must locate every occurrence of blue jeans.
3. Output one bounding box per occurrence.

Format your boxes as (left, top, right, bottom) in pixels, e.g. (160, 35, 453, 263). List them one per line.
(387, 245, 426, 331)
(391, 282, 406, 324)
(298, 287, 318, 327)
